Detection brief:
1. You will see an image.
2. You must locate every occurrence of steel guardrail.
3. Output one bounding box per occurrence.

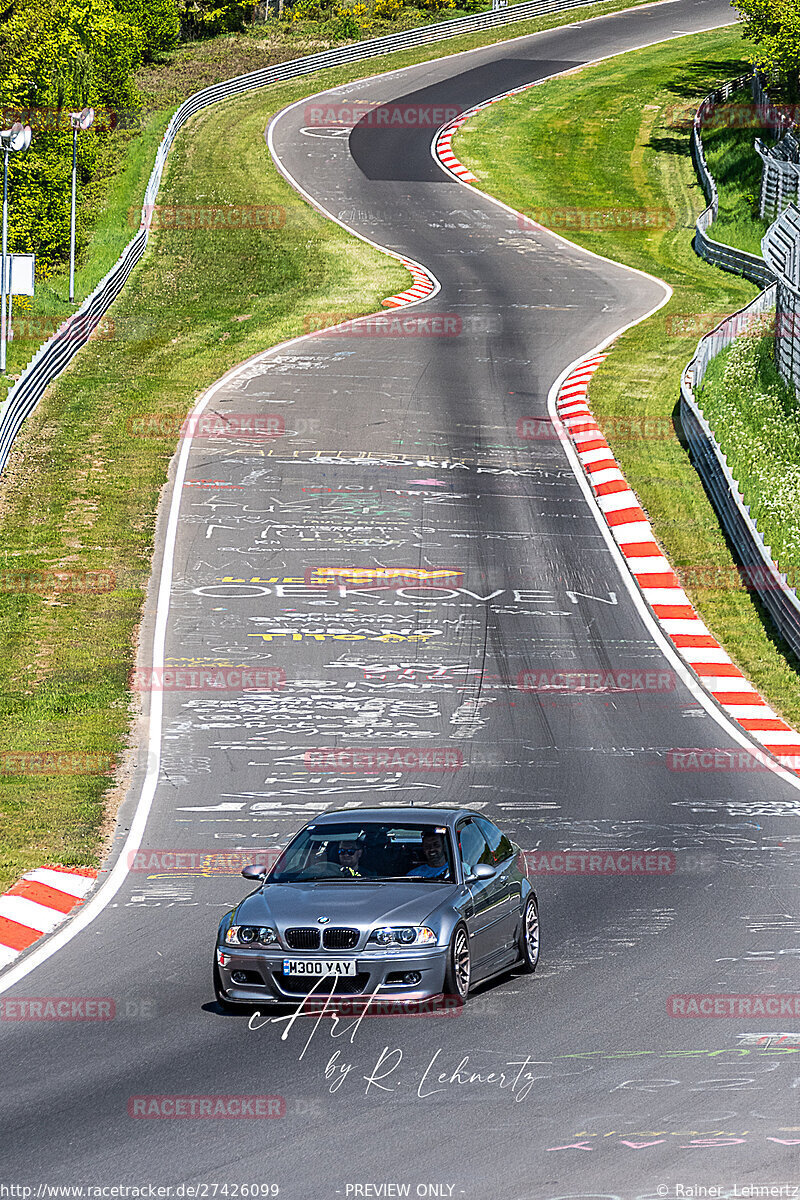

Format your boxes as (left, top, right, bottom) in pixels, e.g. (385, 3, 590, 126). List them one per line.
(690, 72, 776, 286)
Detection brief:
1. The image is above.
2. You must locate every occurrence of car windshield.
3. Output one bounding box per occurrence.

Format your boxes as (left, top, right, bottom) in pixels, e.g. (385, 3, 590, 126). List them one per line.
(269, 821, 455, 883)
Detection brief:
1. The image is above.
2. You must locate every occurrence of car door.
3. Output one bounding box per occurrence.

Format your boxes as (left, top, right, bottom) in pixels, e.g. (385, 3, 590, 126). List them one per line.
(456, 818, 512, 973)
(475, 815, 522, 954)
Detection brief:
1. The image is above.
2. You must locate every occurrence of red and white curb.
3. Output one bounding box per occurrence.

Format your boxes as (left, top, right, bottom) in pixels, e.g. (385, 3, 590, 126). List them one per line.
(433, 84, 537, 184)
(435, 116, 477, 183)
(557, 356, 800, 773)
(382, 256, 437, 308)
(0, 866, 97, 969)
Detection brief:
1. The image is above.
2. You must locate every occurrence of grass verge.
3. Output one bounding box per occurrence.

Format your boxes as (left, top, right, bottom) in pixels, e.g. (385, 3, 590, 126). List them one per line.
(701, 86, 772, 256)
(454, 25, 800, 727)
(697, 327, 800, 575)
(0, 0, 660, 893)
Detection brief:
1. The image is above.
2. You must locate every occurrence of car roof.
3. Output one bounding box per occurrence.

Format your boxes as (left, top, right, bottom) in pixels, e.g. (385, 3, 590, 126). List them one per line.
(308, 807, 477, 828)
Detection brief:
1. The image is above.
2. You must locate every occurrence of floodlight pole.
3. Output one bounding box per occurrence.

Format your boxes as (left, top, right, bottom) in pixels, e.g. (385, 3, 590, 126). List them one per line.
(1, 141, 8, 373)
(69, 109, 94, 305)
(0, 123, 32, 374)
(69, 122, 77, 303)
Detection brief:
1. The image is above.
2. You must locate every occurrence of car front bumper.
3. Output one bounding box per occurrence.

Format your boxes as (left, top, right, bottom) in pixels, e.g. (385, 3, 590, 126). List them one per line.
(216, 944, 450, 1007)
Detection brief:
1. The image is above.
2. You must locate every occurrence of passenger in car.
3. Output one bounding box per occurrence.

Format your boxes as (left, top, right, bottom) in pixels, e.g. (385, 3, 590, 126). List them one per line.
(407, 832, 449, 879)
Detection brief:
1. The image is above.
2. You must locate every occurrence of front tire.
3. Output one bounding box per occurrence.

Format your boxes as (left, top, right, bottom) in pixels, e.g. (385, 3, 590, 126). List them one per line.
(518, 895, 540, 973)
(443, 923, 471, 1005)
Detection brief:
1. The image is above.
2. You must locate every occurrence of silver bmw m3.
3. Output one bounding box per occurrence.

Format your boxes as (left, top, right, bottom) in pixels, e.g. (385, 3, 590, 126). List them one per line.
(214, 806, 539, 1009)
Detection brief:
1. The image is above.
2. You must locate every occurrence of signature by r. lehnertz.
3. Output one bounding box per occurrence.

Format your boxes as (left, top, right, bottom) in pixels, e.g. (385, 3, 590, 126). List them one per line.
(246, 982, 550, 1101)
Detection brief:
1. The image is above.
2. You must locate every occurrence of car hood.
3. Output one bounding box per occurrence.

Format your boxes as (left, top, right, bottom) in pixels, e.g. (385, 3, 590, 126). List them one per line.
(234, 880, 453, 929)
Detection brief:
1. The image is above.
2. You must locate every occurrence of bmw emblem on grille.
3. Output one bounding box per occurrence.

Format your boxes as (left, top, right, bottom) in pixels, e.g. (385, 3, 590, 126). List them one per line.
(317, 916, 330, 924)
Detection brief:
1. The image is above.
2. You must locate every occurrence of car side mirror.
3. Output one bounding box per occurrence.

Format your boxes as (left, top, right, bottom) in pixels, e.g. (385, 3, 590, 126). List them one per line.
(467, 863, 496, 882)
(241, 865, 266, 881)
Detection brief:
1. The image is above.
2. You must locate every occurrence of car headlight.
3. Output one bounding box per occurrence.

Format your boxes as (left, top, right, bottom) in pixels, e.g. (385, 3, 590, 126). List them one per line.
(367, 926, 437, 948)
(224, 925, 278, 946)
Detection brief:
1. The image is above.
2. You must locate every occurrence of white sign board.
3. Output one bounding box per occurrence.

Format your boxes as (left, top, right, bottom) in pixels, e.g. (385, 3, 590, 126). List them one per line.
(8, 253, 35, 296)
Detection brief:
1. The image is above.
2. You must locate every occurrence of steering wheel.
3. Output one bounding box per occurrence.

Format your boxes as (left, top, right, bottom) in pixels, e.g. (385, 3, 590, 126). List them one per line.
(295, 862, 353, 880)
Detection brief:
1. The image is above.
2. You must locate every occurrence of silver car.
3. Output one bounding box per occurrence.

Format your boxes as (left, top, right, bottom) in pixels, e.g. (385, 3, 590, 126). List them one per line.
(214, 806, 539, 1009)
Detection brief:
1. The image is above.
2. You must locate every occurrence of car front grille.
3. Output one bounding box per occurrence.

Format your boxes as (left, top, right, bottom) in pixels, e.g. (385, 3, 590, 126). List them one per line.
(322, 927, 359, 950)
(284, 927, 321, 950)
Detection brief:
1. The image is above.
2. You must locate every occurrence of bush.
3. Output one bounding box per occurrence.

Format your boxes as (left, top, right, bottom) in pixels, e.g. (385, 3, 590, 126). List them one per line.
(327, 1, 368, 35)
(177, 0, 253, 39)
(113, 0, 180, 59)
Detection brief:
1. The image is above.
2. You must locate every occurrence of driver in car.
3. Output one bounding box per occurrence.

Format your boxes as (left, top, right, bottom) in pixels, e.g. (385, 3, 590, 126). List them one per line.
(407, 832, 449, 879)
(337, 841, 365, 877)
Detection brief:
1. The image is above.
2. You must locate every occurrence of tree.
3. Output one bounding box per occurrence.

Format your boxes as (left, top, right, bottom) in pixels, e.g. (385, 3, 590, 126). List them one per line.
(176, 0, 253, 39)
(0, 0, 146, 275)
(733, 0, 800, 101)
(113, 0, 180, 60)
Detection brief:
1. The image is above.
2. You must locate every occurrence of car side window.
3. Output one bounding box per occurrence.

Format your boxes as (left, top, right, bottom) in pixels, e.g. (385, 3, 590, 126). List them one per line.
(475, 816, 514, 867)
(457, 819, 493, 876)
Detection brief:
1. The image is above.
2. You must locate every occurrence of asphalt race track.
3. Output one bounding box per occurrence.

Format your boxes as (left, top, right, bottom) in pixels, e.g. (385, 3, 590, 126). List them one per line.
(3, 1, 800, 1194)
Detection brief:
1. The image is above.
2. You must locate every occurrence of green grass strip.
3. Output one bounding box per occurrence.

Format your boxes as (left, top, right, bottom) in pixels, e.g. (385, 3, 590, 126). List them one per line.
(702, 87, 772, 256)
(698, 329, 800, 580)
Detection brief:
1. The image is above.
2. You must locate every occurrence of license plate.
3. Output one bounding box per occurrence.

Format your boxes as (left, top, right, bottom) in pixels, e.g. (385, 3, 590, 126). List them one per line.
(282, 959, 357, 977)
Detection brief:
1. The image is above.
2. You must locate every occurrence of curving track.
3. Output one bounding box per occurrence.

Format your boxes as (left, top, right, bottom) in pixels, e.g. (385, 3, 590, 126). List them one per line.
(3, 2, 800, 1194)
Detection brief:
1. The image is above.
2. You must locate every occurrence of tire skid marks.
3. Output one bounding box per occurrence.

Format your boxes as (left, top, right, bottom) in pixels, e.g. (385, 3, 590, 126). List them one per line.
(556, 357, 800, 773)
(0, 866, 97, 967)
